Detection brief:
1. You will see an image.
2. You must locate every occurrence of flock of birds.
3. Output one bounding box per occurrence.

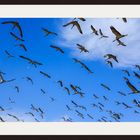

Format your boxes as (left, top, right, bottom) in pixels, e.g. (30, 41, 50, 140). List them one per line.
(0, 18, 140, 122)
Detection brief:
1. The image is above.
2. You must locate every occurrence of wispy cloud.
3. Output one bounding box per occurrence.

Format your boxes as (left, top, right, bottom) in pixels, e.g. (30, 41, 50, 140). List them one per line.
(59, 18, 140, 68)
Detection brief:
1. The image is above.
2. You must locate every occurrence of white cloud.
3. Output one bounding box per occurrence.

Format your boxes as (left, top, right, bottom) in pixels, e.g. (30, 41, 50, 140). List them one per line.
(59, 18, 140, 68)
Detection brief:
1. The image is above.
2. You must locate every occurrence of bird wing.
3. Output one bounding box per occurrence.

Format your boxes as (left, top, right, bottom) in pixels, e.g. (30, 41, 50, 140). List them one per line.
(110, 26, 122, 37)
(75, 22, 83, 34)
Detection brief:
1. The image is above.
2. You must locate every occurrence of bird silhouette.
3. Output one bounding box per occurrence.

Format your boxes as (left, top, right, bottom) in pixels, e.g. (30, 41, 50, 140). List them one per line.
(104, 54, 118, 63)
(10, 32, 24, 42)
(40, 71, 51, 79)
(73, 17, 86, 21)
(133, 71, 140, 80)
(57, 80, 63, 87)
(63, 21, 83, 34)
(66, 105, 72, 111)
(101, 83, 111, 90)
(41, 89, 46, 94)
(15, 86, 19, 93)
(91, 25, 98, 35)
(110, 26, 127, 41)
(122, 70, 130, 77)
(122, 18, 127, 23)
(20, 55, 43, 67)
(42, 28, 58, 37)
(64, 87, 70, 95)
(2, 21, 23, 37)
(87, 114, 94, 119)
(7, 114, 20, 121)
(77, 44, 89, 53)
(50, 45, 64, 54)
(99, 29, 109, 39)
(106, 60, 113, 68)
(0, 74, 15, 84)
(15, 44, 27, 52)
(116, 39, 126, 46)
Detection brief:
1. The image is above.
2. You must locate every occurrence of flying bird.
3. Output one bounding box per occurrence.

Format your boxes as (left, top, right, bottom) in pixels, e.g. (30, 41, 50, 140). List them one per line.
(73, 17, 86, 21)
(50, 45, 64, 54)
(63, 21, 83, 34)
(99, 29, 109, 38)
(15, 44, 27, 52)
(64, 87, 70, 95)
(104, 54, 118, 63)
(124, 77, 139, 94)
(19, 55, 43, 67)
(5, 50, 14, 58)
(7, 114, 20, 121)
(10, 32, 24, 42)
(40, 71, 51, 79)
(42, 28, 58, 36)
(133, 71, 140, 80)
(87, 114, 94, 119)
(122, 18, 127, 23)
(91, 25, 98, 35)
(2, 21, 23, 37)
(122, 70, 130, 77)
(110, 26, 127, 41)
(15, 86, 19, 93)
(0, 74, 15, 84)
(41, 89, 46, 94)
(116, 39, 126, 46)
(77, 44, 89, 53)
(101, 83, 111, 91)
(57, 80, 63, 87)
(66, 105, 72, 111)
(106, 60, 113, 68)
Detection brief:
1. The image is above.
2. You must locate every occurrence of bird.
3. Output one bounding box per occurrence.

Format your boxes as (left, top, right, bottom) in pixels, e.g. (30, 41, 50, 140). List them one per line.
(122, 70, 130, 77)
(15, 86, 19, 93)
(19, 55, 43, 67)
(118, 91, 126, 96)
(63, 21, 83, 34)
(122, 102, 132, 109)
(42, 28, 58, 37)
(87, 114, 94, 119)
(133, 71, 140, 80)
(0, 116, 5, 122)
(25, 112, 34, 117)
(135, 65, 140, 70)
(123, 77, 139, 94)
(50, 97, 55, 102)
(7, 114, 20, 121)
(104, 54, 118, 63)
(25, 77, 33, 84)
(122, 18, 127, 23)
(31, 104, 39, 112)
(78, 105, 87, 111)
(5, 50, 14, 58)
(9, 97, 15, 104)
(40, 71, 51, 79)
(0, 106, 5, 111)
(64, 87, 70, 95)
(70, 84, 79, 94)
(93, 94, 99, 99)
(15, 44, 27, 52)
(75, 110, 84, 119)
(0, 74, 15, 84)
(10, 32, 24, 42)
(91, 25, 98, 35)
(66, 105, 72, 111)
(50, 45, 64, 54)
(76, 44, 89, 53)
(99, 29, 109, 39)
(71, 100, 79, 107)
(103, 96, 108, 101)
(41, 89, 46, 94)
(2, 21, 23, 37)
(80, 62, 93, 74)
(57, 80, 63, 87)
(110, 26, 127, 41)
(98, 102, 104, 108)
(100, 83, 111, 90)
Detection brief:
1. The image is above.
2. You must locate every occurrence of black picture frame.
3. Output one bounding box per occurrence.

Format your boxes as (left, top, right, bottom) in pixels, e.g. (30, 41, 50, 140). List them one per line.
(0, 0, 140, 140)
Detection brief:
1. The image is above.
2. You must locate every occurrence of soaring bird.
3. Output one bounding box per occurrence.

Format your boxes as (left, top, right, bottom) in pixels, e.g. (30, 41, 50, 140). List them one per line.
(133, 71, 140, 80)
(9, 97, 15, 104)
(80, 62, 93, 74)
(31, 104, 39, 112)
(40, 71, 51, 79)
(19, 55, 43, 67)
(71, 100, 78, 107)
(64, 87, 70, 95)
(122, 102, 132, 109)
(76, 44, 89, 53)
(10, 32, 24, 42)
(15, 86, 19, 93)
(5, 50, 14, 58)
(0, 74, 15, 84)
(124, 77, 139, 94)
(15, 44, 27, 52)
(63, 21, 83, 34)
(41, 89, 46, 94)
(116, 39, 126, 46)
(91, 25, 98, 35)
(73, 17, 86, 21)
(0, 116, 5, 122)
(122, 18, 127, 23)
(87, 114, 94, 119)
(118, 91, 126, 96)
(104, 54, 118, 63)
(75, 110, 84, 119)
(50, 97, 55, 102)
(25, 112, 34, 117)
(50, 45, 64, 54)
(93, 94, 99, 99)
(57, 80, 63, 87)
(0, 106, 5, 111)
(2, 21, 23, 37)
(103, 96, 108, 101)
(25, 77, 33, 84)
(122, 70, 130, 77)
(42, 28, 58, 36)
(7, 114, 20, 121)
(101, 83, 111, 90)
(110, 26, 127, 41)
(66, 105, 72, 111)
(73, 58, 82, 63)
(78, 105, 87, 111)
(98, 102, 104, 108)
(70, 84, 79, 94)
(99, 29, 109, 38)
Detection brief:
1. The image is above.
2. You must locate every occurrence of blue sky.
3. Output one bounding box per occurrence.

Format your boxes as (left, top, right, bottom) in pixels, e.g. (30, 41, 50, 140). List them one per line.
(0, 18, 140, 122)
